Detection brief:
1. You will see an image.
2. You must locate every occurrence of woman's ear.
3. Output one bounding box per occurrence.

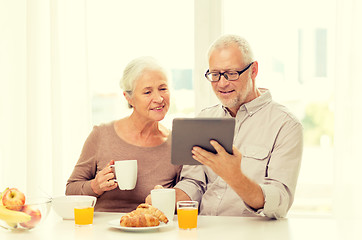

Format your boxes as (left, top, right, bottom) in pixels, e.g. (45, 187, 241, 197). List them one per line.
(123, 91, 133, 108)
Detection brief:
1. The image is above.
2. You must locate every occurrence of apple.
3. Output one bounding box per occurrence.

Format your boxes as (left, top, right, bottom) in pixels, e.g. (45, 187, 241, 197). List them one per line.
(19, 205, 42, 229)
(1, 188, 26, 211)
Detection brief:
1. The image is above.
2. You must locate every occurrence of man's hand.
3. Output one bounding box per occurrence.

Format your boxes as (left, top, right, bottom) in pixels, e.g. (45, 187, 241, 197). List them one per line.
(192, 140, 242, 183)
(90, 160, 118, 195)
(145, 185, 164, 204)
(192, 140, 264, 210)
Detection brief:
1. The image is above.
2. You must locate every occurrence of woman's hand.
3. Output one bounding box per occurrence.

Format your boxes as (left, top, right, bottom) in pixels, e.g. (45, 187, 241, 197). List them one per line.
(91, 160, 118, 195)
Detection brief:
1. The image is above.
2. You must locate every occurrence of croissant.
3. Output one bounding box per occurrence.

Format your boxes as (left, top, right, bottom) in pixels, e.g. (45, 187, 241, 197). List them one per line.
(119, 203, 169, 227)
(120, 213, 159, 227)
(133, 203, 168, 224)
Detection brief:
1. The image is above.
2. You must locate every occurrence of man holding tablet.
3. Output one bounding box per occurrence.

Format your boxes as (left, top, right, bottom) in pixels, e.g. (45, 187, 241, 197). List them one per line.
(172, 34, 303, 219)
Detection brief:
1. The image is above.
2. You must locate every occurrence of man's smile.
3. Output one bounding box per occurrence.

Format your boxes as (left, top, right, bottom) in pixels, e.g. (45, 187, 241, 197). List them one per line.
(219, 90, 235, 94)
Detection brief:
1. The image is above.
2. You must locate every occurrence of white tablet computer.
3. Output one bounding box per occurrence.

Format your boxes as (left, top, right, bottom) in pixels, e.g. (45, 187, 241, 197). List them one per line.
(171, 118, 235, 165)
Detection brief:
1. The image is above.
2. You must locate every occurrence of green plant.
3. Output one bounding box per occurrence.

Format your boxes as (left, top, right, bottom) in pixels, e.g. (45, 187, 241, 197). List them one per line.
(302, 102, 334, 146)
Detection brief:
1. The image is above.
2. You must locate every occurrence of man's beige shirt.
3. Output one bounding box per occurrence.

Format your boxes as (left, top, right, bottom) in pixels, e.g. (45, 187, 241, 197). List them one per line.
(174, 89, 303, 218)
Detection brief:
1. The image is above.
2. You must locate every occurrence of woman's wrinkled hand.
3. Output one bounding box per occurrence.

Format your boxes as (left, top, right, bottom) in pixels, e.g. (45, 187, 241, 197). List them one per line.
(91, 160, 118, 195)
(145, 185, 164, 205)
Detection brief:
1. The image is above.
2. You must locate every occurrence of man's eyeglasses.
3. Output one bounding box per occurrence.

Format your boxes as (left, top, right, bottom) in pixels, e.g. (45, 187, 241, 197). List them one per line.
(205, 61, 254, 82)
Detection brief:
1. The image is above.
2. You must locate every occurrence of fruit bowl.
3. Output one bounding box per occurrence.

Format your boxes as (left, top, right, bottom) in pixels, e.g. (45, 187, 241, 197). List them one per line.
(0, 197, 51, 231)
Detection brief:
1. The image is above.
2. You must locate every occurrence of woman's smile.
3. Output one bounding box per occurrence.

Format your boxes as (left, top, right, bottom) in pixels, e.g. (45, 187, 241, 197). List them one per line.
(151, 105, 165, 111)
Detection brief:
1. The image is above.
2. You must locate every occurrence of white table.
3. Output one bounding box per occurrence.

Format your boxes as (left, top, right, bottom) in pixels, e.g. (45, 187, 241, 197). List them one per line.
(1, 209, 361, 240)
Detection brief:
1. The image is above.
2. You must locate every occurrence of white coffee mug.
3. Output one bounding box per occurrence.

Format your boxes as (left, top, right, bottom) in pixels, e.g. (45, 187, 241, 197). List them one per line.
(151, 188, 175, 221)
(110, 160, 137, 190)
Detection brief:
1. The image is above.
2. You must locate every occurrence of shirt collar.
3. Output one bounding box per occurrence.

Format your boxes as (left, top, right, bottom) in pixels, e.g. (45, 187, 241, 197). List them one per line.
(221, 88, 272, 117)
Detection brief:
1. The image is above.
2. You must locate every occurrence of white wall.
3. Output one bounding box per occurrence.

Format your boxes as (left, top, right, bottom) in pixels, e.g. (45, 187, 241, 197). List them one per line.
(0, 0, 91, 197)
(0, 0, 27, 191)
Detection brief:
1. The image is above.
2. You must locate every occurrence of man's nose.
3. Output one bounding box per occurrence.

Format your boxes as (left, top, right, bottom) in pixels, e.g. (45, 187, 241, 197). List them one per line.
(218, 74, 229, 86)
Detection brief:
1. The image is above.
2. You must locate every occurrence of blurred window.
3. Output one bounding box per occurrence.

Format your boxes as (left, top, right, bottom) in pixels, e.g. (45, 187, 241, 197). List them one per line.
(86, 0, 195, 128)
(224, 0, 336, 215)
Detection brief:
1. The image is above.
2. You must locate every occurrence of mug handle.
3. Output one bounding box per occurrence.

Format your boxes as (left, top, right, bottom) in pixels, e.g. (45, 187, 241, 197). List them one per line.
(109, 165, 118, 183)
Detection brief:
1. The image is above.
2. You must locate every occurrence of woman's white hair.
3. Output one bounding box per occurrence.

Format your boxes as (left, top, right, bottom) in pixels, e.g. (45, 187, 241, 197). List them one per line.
(207, 34, 255, 64)
(120, 56, 168, 95)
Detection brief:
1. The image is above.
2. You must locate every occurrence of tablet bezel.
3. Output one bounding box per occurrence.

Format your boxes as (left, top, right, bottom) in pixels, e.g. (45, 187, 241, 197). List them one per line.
(171, 117, 235, 165)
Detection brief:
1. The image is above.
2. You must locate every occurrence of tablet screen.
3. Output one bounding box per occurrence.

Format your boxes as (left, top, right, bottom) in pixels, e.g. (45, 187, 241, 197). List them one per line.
(171, 118, 235, 165)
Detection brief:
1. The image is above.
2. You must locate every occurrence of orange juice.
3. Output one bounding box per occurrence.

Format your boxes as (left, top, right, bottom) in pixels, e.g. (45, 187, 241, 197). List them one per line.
(177, 207, 198, 229)
(74, 207, 94, 225)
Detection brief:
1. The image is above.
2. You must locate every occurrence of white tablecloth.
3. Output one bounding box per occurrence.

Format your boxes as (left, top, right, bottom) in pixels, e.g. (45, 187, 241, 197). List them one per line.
(1, 209, 361, 240)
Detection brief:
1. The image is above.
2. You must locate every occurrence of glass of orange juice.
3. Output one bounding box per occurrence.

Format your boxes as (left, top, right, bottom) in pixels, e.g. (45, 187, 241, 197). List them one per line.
(74, 198, 96, 227)
(177, 201, 198, 230)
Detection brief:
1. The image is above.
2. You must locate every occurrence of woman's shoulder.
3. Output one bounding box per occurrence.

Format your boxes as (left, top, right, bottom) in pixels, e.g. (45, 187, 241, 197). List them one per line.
(94, 120, 115, 129)
(90, 120, 117, 138)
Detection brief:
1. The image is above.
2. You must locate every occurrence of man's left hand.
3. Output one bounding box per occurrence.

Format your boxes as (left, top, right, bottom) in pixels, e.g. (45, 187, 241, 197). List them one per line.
(192, 140, 243, 183)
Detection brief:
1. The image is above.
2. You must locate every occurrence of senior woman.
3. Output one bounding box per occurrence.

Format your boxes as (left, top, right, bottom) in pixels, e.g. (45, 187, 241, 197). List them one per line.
(66, 56, 182, 212)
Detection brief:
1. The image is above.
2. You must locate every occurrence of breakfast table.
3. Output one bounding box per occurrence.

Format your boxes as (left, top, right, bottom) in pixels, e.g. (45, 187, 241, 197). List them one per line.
(1, 209, 361, 240)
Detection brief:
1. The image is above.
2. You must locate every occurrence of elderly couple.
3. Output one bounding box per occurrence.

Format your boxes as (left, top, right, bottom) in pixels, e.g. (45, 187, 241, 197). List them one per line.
(66, 34, 303, 219)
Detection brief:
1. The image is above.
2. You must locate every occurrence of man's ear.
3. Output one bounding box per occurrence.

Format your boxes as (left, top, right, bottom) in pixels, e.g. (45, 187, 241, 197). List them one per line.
(251, 61, 258, 79)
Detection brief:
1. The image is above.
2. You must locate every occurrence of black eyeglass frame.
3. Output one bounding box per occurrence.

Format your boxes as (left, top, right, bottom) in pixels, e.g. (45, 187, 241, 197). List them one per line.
(205, 61, 255, 82)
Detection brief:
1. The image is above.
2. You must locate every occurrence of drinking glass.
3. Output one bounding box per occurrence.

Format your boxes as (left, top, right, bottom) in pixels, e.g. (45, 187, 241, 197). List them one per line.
(177, 201, 198, 230)
(74, 198, 96, 226)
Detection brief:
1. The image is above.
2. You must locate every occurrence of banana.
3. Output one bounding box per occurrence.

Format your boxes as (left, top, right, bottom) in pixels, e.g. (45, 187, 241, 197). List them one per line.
(0, 205, 31, 224)
(0, 188, 17, 228)
(0, 187, 9, 206)
(0, 187, 31, 229)
(4, 221, 18, 229)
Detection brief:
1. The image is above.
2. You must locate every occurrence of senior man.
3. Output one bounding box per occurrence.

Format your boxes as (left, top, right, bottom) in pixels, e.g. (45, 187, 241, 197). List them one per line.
(148, 34, 303, 219)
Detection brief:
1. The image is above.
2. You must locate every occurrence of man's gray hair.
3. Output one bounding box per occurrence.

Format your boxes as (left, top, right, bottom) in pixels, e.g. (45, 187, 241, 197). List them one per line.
(207, 34, 255, 63)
